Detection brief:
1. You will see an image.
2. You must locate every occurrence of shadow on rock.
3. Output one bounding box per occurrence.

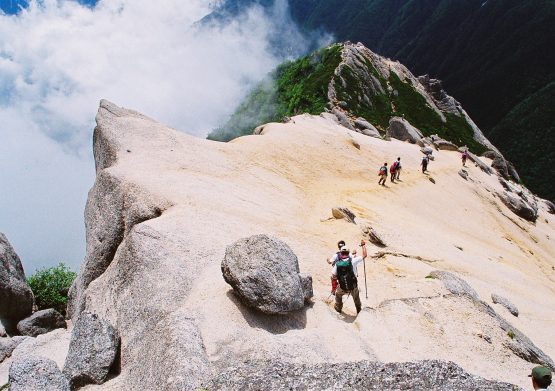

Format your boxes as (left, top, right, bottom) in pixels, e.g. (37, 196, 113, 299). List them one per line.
(226, 290, 309, 334)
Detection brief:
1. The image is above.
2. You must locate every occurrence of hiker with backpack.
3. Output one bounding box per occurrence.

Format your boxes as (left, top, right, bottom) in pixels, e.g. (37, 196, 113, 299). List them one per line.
(378, 163, 388, 185)
(331, 240, 367, 314)
(327, 240, 358, 293)
(390, 160, 398, 183)
(394, 157, 402, 180)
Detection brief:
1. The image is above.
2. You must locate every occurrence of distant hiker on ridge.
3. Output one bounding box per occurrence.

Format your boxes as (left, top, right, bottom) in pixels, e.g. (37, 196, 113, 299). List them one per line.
(462, 151, 469, 166)
(332, 240, 367, 314)
(528, 366, 551, 390)
(378, 163, 388, 185)
(421, 155, 429, 173)
(394, 157, 402, 180)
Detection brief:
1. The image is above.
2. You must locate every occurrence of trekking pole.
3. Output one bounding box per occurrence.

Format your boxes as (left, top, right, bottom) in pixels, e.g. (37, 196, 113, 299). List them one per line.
(363, 257, 368, 299)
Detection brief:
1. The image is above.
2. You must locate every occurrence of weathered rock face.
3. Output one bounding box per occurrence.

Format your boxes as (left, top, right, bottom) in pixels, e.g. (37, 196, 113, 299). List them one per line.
(0, 233, 34, 329)
(62, 311, 120, 389)
(0, 336, 29, 363)
(497, 191, 538, 222)
(9, 355, 70, 391)
(17, 309, 67, 337)
(432, 137, 459, 151)
(468, 152, 495, 175)
(63, 100, 555, 390)
(332, 206, 356, 223)
(206, 359, 517, 390)
(385, 117, 423, 144)
(353, 117, 381, 138)
(222, 234, 312, 314)
(491, 294, 519, 317)
(428, 270, 479, 301)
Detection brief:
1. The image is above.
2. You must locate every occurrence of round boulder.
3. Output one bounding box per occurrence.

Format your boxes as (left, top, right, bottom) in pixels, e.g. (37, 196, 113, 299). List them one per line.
(221, 234, 313, 314)
(17, 309, 67, 337)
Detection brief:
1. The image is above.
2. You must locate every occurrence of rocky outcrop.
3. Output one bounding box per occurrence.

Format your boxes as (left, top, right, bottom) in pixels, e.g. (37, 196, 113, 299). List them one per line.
(467, 152, 495, 175)
(353, 117, 381, 138)
(497, 190, 538, 222)
(361, 225, 386, 247)
(67, 100, 173, 320)
(385, 117, 423, 144)
(62, 311, 120, 389)
(222, 234, 313, 314)
(491, 294, 519, 317)
(418, 75, 461, 115)
(428, 270, 479, 301)
(205, 359, 517, 390)
(17, 309, 67, 337)
(432, 137, 459, 151)
(9, 355, 70, 391)
(332, 107, 355, 130)
(431, 270, 554, 371)
(0, 233, 34, 332)
(332, 206, 356, 223)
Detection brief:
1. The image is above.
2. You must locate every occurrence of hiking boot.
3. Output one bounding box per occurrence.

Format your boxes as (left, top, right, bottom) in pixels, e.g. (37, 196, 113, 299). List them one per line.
(356, 306, 362, 314)
(334, 304, 342, 313)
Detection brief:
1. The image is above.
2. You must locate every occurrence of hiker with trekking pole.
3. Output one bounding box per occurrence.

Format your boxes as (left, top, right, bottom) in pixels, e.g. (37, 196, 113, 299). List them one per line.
(331, 240, 367, 314)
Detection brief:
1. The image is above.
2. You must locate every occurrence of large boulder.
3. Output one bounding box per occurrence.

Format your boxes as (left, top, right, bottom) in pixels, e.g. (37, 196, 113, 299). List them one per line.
(62, 311, 120, 389)
(385, 117, 423, 144)
(17, 309, 67, 337)
(353, 118, 381, 138)
(0, 233, 34, 329)
(9, 355, 70, 391)
(221, 234, 313, 314)
(497, 191, 538, 222)
(432, 137, 459, 151)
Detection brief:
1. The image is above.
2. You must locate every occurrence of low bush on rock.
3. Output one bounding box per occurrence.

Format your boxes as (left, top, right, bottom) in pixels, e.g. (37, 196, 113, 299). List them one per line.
(27, 263, 76, 316)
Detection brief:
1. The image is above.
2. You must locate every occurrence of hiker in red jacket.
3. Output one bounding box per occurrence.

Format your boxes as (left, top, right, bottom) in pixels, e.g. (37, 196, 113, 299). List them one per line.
(390, 161, 397, 182)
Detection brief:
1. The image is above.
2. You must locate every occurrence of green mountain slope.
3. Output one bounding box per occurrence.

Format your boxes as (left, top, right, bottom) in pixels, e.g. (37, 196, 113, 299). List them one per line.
(488, 79, 555, 201)
(209, 43, 490, 155)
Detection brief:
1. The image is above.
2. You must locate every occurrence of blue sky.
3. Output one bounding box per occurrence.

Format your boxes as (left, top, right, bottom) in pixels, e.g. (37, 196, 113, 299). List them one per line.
(0, 0, 330, 275)
(0, 0, 98, 14)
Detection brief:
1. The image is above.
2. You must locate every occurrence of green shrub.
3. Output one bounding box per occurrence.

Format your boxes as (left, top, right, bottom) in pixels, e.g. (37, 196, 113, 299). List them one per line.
(0, 383, 9, 390)
(27, 263, 77, 316)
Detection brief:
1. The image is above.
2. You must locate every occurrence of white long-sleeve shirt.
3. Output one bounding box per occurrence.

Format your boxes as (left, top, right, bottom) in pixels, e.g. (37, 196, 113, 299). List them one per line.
(332, 256, 364, 276)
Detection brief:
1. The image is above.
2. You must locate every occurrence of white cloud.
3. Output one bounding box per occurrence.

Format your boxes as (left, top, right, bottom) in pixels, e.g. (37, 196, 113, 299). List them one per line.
(0, 0, 332, 273)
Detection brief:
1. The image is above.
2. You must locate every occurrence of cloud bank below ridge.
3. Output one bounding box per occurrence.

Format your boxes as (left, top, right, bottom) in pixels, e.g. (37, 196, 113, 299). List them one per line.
(0, 0, 332, 272)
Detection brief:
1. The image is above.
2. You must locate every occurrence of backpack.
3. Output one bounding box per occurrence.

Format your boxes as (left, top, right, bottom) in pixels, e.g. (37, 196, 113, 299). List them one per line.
(390, 162, 398, 173)
(379, 166, 387, 175)
(335, 256, 357, 291)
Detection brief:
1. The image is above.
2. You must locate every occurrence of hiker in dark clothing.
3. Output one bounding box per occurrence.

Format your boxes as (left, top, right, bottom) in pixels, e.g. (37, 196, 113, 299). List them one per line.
(332, 240, 367, 314)
(462, 151, 468, 166)
(421, 155, 429, 173)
